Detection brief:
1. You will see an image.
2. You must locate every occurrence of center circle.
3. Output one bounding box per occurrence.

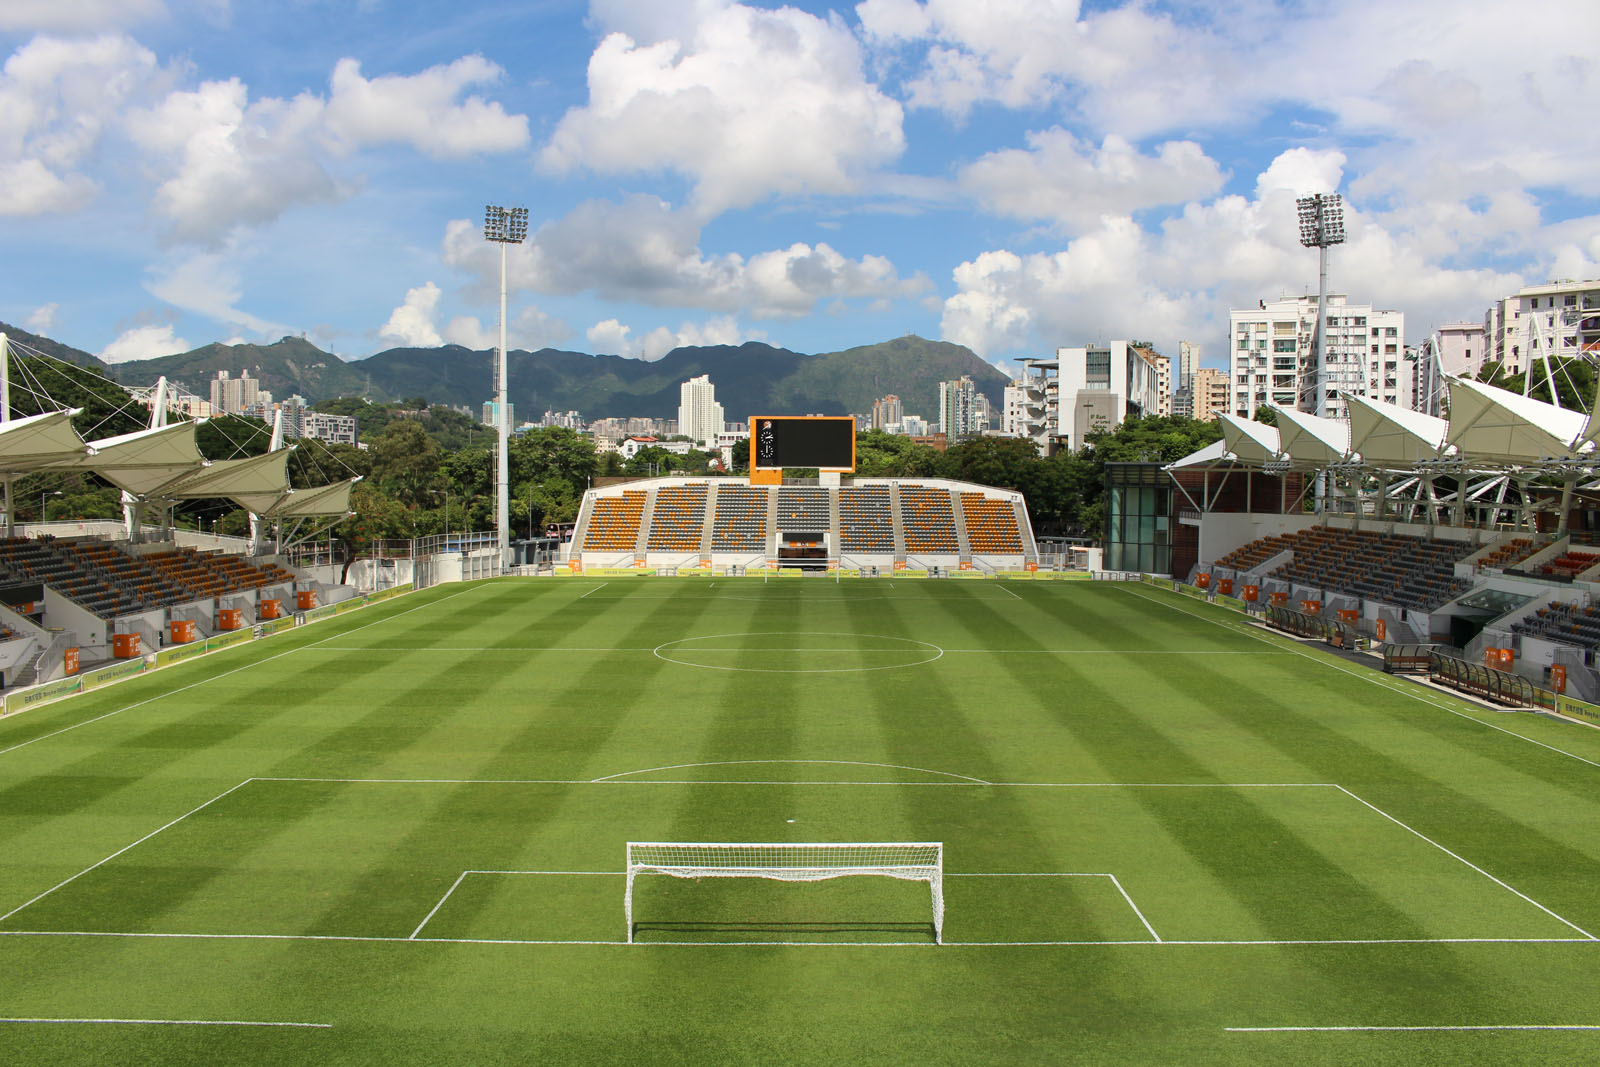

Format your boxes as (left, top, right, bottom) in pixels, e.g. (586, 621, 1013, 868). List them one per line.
(653, 631, 944, 673)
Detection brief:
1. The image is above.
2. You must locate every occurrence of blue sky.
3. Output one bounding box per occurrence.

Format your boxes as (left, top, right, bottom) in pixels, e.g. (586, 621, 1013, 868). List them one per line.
(3, 0, 1597, 377)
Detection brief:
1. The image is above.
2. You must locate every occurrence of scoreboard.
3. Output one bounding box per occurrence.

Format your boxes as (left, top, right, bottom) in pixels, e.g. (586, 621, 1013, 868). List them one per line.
(749, 416, 856, 472)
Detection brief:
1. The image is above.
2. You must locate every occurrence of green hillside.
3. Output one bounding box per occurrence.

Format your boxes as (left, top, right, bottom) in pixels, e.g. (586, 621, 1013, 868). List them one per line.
(111, 336, 371, 402)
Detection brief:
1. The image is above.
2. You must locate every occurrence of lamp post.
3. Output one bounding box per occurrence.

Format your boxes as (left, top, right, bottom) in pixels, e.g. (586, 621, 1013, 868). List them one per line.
(483, 204, 528, 569)
(1295, 193, 1346, 418)
(40, 489, 61, 522)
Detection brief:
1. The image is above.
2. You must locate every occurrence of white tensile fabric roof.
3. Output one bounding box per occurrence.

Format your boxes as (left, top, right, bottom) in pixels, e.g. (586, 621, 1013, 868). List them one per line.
(1218, 412, 1282, 464)
(1271, 405, 1351, 468)
(0, 410, 91, 473)
(1343, 393, 1449, 468)
(0, 399, 353, 524)
(1167, 438, 1232, 468)
(1445, 377, 1589, 463)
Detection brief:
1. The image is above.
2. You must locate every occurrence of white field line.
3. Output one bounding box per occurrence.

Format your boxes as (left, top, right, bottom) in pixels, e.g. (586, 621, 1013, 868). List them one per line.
(0, 779, 256, 926)
(997, 583, 1023, 600)
(1119, 585, 1600, 770)
(0, 588, 472, 762)
(252, 775, 1335, 788)
(946, 871, 1160, 942)
(590, 759, 992, 785)
(0, 929, 1592, 948)
(1334, 784, 1597, 940)
(409, 871, 470, 939)
(578, 583, 608, 599)
(1227, 1025, 1600, 1033)
(0, 1017, 330, 1029)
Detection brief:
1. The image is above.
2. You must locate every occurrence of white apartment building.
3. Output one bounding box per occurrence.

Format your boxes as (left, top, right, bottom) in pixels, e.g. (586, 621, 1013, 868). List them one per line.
(677, 374, 724, 448)
(1173, 341, 1199, 417)
(1484, 279, 1600, 375)
(1132, 346, 1172, 417)
(1004, 360, 1058, 450)
(301, 410, 358, 445)
(1054, 340, 1166, 450)
(1229, 295, 1404, 419)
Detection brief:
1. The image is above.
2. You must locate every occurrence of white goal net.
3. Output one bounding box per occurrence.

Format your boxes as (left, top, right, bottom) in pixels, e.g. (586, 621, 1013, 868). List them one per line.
(625, 841, 944, 943)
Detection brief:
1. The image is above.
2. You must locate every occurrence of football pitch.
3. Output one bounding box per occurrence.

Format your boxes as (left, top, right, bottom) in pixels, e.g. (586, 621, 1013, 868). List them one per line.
(1, 578, 1598, 1064)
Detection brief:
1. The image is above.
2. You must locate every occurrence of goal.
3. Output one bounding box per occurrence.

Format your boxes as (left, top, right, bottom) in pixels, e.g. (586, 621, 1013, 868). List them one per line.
(625, 842, 945, 943)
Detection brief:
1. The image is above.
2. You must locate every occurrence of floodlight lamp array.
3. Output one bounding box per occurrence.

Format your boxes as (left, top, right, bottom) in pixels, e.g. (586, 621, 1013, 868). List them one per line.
(1295, 193, 1346, 248)
(483, 205, 529, 244)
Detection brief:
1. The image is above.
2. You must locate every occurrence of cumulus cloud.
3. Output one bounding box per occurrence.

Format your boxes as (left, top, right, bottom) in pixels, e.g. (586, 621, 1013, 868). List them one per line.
(587, 314, 746, 360)
(321, 56, 529, 158)
(0, 0, 165, 33)
(0, 33, 164, 216)
(543, 2, 904, 213)
(959, 129, 1225, 231)
(940, 147, 1525, 359)
(99, 323, 190, 364)
(379, 281, 568, 351)
(379, 282, 444, 347)
(23, 302, 58, 332)
(441, 196, 929, 318)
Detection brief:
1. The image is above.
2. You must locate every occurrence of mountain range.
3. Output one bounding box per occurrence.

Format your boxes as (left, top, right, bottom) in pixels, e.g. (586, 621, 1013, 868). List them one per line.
(0, 324, 1011, 424)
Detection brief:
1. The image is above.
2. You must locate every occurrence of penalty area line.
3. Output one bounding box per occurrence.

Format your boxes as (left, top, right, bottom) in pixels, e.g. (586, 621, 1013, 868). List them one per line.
(0, 1017, 331, 1029)
(1227, 1024, 1600, 1033)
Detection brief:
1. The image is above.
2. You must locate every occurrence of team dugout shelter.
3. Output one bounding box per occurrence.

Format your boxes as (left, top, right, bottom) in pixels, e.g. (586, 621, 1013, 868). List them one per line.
(567, 415, 1038, 574)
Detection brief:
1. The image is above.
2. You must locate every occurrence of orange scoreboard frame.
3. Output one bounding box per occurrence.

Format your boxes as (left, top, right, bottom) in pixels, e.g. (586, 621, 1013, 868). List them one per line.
(748, 415, 857, 485)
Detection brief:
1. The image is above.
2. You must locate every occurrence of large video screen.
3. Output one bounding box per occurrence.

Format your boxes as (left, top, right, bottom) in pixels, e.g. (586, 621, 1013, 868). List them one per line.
(749, 416, 856, 471)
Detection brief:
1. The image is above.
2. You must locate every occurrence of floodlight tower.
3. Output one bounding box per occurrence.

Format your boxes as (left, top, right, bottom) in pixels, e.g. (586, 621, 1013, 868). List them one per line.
(483, 204, 528, 566)
(1296, 193, 1346, 417)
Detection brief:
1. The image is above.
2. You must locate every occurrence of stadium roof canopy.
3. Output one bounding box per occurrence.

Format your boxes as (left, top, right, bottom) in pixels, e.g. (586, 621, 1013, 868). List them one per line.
(1217, 413, 1281, 464)
(0, 410, 352, 519)
(1444, 377, 1590, 464)
(1345, 394, 1449, 468)
(1271, 405, 1350, 468)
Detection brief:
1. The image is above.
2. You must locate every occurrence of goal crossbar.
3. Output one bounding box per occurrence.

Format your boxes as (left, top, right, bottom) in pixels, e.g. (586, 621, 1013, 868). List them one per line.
(625, 842, 944, 943)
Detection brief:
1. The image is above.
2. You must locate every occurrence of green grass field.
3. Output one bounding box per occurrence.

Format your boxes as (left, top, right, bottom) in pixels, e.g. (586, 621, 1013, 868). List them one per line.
(2, 577, 1599, 1065)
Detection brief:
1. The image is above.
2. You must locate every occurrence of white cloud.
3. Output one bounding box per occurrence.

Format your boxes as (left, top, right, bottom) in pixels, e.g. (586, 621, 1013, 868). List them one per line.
(379, 281, 568, 351)
(586, 314, 746, 360)
(959, 129, 1225, 231)
(0, 0, 165, 32)
(543, 2, 905, 213)
(24, 302, 58, 332)
(145, 251, 292, 337)
(379, 282, 444, 347)
(441, 307, 571, 352)
(127, 79, 342, 246)
(940, 148, 1525, 360)
(321, 56, 529, 158)
(0, 33, 164, 216)
(115, 53, 529, 245)
(99, 323, 189, 364)
(441, 196, 929, 318)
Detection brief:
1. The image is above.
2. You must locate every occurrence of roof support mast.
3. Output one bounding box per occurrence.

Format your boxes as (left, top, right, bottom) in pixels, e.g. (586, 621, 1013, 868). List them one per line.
(1, 332, 10, 538)
(123, 376, 169, 543)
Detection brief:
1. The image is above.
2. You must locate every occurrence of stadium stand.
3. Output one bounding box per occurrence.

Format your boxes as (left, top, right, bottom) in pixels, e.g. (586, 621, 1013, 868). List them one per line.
(960, 493, 1023, 553)
(1266, 528, 1475, 611)
(709, 486, 769, 551)
(647, 484, 709, 551)
(775, 487, 830, 532)
(1539, 549, 1600, 580)
(584, 491, 646, 551)
(1476, 538, 1538, 572)
(901, 486, 958, 553)
(1214, 531, 1303, 572)
(839, 486, 893, 552)
(1511, 601, 1600, 652)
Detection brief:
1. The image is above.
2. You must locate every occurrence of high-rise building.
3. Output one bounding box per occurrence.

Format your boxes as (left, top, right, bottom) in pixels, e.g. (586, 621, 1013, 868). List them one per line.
(871, 394, 903, 431)
(1004, 360, 1057, 450)
(481, 400, 516, 428)
(301, 410, 358, 445)
(1054, 341, 1165, 450)
(1173, 341, 1199, 418)
(677, 374, 724, 448)
(1191, 368, 1230, 422)
(1130, 345, 1172, 417)
(938, 376, 981, 442)
(1228, 294, 1404, 419)
(1483, 279, 1600, 376)
(209, 369, 266, 415)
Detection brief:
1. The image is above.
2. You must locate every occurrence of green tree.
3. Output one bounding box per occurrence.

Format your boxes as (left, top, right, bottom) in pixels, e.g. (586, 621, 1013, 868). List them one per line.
(369, 419, 443, 507)
(854, 429, 941, 477)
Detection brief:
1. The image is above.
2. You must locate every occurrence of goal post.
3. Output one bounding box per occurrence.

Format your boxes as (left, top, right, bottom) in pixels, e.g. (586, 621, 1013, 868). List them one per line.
(625, 842, 944, 943)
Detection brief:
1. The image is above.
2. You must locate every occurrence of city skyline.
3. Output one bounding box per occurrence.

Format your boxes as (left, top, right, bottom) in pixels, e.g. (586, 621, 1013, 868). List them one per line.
(2, 1, 1595, 375)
